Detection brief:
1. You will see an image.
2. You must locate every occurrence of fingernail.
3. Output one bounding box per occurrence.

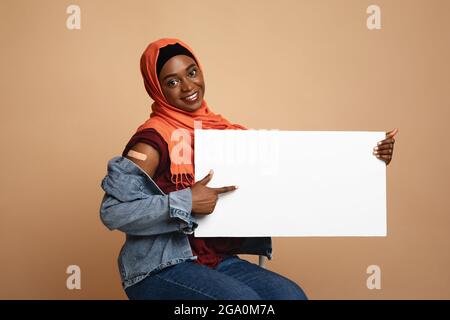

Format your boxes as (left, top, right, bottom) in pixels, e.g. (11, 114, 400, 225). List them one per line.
(374, 146, 378, 150)
(373, 151, 378, 154)
(209, 169, 214, 175)
(378, 142, 382, 145)
(235, 185, 239, 189)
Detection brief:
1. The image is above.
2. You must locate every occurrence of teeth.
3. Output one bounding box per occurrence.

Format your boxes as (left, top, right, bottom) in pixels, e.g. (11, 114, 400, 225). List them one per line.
(184, 92, 198, 101)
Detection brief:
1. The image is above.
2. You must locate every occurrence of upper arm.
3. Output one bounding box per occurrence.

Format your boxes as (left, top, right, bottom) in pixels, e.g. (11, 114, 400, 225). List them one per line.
(125, 142, 160, 178)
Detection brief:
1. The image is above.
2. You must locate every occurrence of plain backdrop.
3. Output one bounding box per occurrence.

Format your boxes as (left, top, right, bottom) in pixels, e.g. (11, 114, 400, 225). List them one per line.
(0, 0, 449, 299)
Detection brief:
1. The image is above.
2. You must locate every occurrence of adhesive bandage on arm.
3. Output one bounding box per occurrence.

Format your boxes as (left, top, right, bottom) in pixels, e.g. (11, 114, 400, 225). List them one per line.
(127, 149, 147, 161)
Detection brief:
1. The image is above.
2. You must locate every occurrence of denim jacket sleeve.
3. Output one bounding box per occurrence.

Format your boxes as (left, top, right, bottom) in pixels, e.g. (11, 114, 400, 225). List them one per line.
(99, 156, 198, 236)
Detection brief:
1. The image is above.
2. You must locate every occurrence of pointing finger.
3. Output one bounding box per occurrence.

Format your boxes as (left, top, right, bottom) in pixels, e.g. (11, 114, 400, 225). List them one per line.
(212, 185, 238, 194)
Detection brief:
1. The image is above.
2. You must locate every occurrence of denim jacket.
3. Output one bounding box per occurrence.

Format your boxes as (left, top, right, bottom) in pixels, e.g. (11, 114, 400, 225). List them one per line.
(99, 156, 272, 289)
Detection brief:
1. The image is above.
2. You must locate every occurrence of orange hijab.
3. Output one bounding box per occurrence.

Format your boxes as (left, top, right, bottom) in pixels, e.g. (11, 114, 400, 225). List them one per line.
(136, 38, 246, 190)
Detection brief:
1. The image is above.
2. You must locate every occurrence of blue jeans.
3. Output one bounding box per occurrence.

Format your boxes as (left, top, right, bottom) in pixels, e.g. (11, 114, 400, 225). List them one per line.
(125, 255, 308, 300)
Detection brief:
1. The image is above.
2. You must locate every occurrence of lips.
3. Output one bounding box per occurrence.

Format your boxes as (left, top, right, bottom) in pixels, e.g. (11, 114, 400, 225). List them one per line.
(181, 91, 199, 103)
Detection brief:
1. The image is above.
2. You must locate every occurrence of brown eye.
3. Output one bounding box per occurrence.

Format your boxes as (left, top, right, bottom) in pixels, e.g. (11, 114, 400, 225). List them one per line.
(188, 68, 197, 77)
(167, 79, 178, 87)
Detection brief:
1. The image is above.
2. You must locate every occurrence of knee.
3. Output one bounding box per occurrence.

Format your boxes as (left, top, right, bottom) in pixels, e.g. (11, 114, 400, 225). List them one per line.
(285, 280, 308, 300)
(271, 278, 308, 300)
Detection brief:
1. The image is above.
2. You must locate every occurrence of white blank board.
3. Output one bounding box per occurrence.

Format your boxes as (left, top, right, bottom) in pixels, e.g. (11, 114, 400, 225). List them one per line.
(194, 130, 386, 237)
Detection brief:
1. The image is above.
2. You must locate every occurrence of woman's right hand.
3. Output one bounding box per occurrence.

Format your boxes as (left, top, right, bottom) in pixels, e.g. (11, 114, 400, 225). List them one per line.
(190, 170, 238, 215)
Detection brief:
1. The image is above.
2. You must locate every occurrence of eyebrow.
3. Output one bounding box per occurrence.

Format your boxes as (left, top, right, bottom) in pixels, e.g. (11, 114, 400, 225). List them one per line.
(161, 63, 197, 81)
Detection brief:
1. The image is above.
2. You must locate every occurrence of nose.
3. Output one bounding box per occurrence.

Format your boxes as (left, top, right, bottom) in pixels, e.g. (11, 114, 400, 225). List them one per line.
(180, 78, 195, 92)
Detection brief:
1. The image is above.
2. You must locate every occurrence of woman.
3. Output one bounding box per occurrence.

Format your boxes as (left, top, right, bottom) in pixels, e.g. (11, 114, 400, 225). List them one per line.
(100, 38, 397, 300)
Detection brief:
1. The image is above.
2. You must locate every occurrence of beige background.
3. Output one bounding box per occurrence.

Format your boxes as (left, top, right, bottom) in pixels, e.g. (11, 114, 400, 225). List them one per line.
(0, 0, 449, 299)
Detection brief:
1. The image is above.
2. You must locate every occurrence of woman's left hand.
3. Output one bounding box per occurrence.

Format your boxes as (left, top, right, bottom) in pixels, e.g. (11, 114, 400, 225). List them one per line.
(373, 128, 398, 165)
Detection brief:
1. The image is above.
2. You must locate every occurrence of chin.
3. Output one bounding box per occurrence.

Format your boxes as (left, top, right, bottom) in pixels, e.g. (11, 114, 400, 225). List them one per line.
(183, 100, 203, 112)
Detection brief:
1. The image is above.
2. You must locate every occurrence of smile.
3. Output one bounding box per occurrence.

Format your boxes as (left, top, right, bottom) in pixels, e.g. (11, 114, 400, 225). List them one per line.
(182, 91, 199, 102)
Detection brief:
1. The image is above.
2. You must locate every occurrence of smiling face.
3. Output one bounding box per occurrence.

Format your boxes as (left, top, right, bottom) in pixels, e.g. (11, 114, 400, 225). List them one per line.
(158, 55, 205, 112)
